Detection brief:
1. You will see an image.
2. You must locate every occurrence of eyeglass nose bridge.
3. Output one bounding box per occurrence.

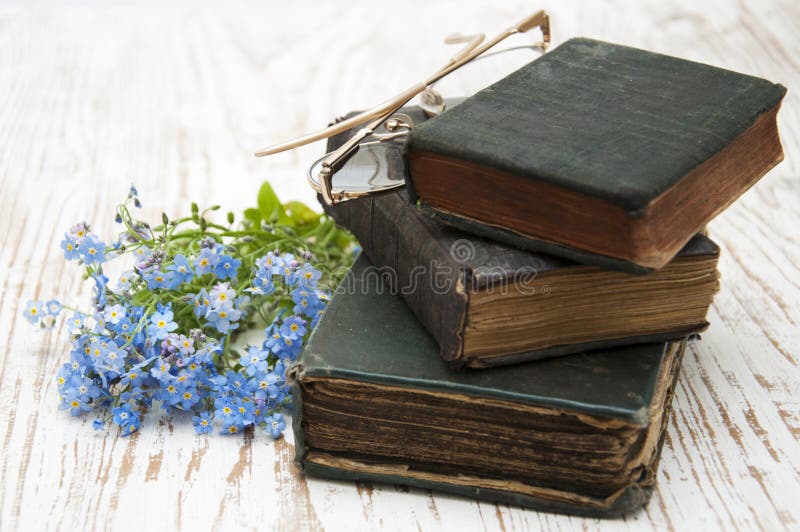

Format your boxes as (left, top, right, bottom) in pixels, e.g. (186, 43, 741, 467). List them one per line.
(372, 113, 414, 141)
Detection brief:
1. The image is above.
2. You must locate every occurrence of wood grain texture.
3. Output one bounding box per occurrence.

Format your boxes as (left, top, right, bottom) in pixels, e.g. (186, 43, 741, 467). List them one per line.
(0, 0, 797, 530)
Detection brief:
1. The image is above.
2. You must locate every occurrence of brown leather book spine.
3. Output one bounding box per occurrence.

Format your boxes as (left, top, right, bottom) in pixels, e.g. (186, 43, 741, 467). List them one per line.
(322, 192, 469, 364)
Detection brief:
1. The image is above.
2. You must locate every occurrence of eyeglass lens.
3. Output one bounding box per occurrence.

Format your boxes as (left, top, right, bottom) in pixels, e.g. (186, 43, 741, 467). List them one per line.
(308, 142, 406, 195)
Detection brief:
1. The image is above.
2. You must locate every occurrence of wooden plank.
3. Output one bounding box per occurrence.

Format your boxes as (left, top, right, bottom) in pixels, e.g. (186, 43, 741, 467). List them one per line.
(0, 1, 797, 530)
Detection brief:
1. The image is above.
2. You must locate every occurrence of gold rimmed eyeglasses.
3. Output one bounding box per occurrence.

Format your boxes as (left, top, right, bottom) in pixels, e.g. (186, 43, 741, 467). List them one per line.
(254, 10, 551, 205)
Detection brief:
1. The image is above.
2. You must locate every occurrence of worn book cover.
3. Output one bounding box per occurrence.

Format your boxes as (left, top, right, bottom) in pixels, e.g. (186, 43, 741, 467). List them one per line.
(321, 115, 720, 368)
(291, 255, 687, 517)
(405, 38, 786, 273)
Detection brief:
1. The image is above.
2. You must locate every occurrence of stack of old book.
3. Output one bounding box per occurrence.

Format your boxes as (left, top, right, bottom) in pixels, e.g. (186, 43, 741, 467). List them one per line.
(289, 39, 786, 516)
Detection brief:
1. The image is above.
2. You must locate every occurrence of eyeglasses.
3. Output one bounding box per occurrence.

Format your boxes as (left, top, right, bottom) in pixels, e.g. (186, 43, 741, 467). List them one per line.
(254, 10, 551, 205)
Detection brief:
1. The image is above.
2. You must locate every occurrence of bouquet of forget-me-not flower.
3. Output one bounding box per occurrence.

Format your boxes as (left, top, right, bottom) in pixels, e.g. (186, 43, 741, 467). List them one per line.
(23, 182, 354, 439)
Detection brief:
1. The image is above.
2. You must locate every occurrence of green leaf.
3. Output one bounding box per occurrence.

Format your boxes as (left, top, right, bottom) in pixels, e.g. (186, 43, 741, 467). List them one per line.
(257, 182, 291, 225)
(284, 201, 320, 227)
(335, 230, 355, 250)
(244, 208, 262, 225)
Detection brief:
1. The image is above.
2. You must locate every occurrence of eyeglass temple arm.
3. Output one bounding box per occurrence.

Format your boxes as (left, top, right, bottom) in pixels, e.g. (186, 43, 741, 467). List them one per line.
(289, 27, 476, 204)
(445, 32, 486, 62)
(518, 9, 550, 40)
(253, 9, 550, 158)
(252, 33, 479, 159)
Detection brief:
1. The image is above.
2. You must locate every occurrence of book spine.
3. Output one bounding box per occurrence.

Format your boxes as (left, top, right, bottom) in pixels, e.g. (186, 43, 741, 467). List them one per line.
(321, 192, 468, 365)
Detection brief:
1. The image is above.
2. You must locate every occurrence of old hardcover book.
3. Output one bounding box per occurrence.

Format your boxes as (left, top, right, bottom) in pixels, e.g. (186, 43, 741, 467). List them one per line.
(322, 122, 719, 368)
(291, 255, 687, 517)
(405, 37, 786, 273)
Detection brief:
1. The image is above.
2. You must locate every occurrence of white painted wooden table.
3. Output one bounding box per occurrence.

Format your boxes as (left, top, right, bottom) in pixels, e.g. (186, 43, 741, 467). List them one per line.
(1, 1, 798, 530)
